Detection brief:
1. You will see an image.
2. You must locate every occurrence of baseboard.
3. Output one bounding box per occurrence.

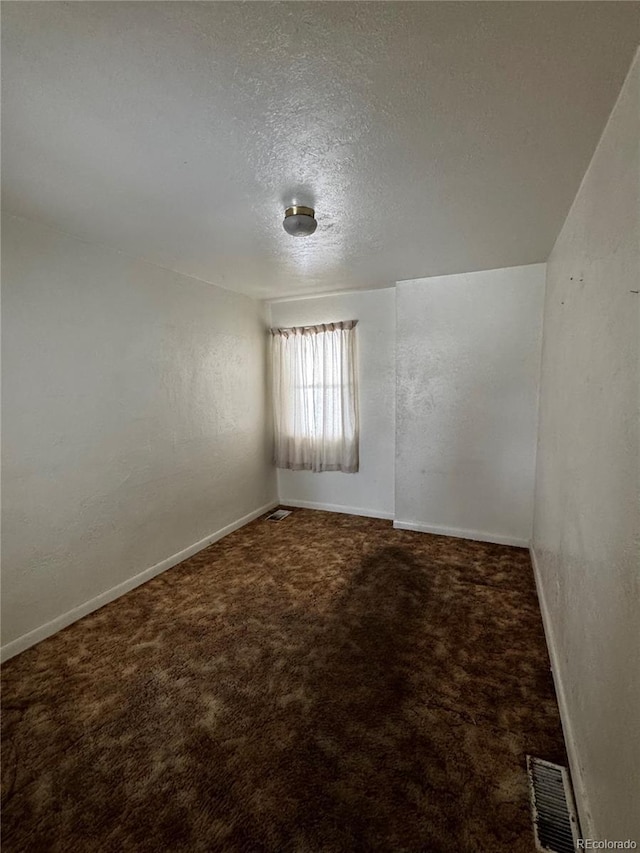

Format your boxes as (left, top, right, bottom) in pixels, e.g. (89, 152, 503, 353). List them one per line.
(0, 499, 279, 664)
(279, 499, 394, 521)
(529, 544, 593, 839)
(392, 519, 529, 548)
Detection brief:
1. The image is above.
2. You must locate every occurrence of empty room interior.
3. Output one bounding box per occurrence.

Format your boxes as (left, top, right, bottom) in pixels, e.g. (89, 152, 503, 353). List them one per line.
(2, 2, 639, 851)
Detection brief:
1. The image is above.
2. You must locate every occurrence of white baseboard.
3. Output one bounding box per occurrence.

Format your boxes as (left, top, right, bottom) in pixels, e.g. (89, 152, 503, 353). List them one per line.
(279, 498, 394, 521)
(393, 519, 529, 548)
(529, 544, 593, 839)
(0, 499, 279, 664)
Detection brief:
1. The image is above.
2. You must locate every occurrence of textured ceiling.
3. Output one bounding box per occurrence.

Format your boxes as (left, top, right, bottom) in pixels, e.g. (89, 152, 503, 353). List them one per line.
(2, 2, 639, 299)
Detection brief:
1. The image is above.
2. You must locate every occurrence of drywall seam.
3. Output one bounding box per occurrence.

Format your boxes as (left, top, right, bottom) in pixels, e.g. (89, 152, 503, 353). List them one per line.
(0, 499, 279, 663)
(529, 545, 594, 840)
(529, 267, 548, 542)
(280, 499, 394, 521)
(393, 520, 529, 548)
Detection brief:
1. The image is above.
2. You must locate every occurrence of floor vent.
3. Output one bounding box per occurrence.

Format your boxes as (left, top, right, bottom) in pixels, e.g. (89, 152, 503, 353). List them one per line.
(527, 756, 580, 853)
(266, 509, 292, 521)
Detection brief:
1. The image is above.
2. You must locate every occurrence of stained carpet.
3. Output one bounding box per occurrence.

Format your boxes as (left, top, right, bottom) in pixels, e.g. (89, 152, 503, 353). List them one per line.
(1, 509, 566, 852)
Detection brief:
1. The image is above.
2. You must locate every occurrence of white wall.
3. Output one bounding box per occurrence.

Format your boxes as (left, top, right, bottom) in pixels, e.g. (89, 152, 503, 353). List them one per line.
(395, 264, 546, 546)
(532, 50, 640, 841)
(1, 215, 276, 655)
(269, 289, 395, 519)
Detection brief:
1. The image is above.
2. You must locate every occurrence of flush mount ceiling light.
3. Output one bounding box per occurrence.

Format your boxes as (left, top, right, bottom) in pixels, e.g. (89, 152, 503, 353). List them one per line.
(283, 205, 317, 237)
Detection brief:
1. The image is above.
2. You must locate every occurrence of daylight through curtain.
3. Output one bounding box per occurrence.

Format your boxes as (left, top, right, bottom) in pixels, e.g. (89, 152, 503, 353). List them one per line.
(270, 320, 359, 473)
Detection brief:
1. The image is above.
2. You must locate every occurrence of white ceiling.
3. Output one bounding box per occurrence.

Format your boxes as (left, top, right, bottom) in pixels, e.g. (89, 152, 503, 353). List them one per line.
(3, 2, 639, 299)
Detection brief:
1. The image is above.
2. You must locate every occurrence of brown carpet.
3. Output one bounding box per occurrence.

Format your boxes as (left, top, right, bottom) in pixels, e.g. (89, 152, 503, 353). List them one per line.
(1, 509, 565, 852)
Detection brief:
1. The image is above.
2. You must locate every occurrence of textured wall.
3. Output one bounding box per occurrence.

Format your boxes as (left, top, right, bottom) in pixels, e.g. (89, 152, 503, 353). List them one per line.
(395, 265, 545, 546)
(533, 50, 640, 841)
(1, 215, 276, 649)
(269, 289, 395, 519)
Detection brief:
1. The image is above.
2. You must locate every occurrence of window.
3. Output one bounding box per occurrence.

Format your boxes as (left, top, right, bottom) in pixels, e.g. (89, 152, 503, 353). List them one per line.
(270, 320, 359, 473)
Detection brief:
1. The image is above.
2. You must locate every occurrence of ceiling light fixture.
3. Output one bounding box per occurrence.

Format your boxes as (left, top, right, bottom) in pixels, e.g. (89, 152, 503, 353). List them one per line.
(283, 205, 317, 237)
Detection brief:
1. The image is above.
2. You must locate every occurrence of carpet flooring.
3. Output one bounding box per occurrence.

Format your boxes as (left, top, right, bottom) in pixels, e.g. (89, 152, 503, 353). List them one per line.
(1, 509, 566, 852)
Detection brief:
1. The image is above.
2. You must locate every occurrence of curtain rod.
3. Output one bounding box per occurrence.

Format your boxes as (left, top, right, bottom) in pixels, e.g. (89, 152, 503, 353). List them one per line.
(269, 319, 358, 336)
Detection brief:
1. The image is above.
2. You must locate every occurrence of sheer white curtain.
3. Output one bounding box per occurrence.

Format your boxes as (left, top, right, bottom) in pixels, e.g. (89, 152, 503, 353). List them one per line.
(270, 320, 359, 473)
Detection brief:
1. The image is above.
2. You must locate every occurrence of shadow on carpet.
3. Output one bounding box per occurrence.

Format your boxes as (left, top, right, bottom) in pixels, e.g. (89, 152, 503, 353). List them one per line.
(1, 510, 566, 852)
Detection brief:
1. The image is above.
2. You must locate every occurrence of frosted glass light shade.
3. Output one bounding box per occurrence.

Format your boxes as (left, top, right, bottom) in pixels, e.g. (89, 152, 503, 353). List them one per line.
(283, 206, 317, 236)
